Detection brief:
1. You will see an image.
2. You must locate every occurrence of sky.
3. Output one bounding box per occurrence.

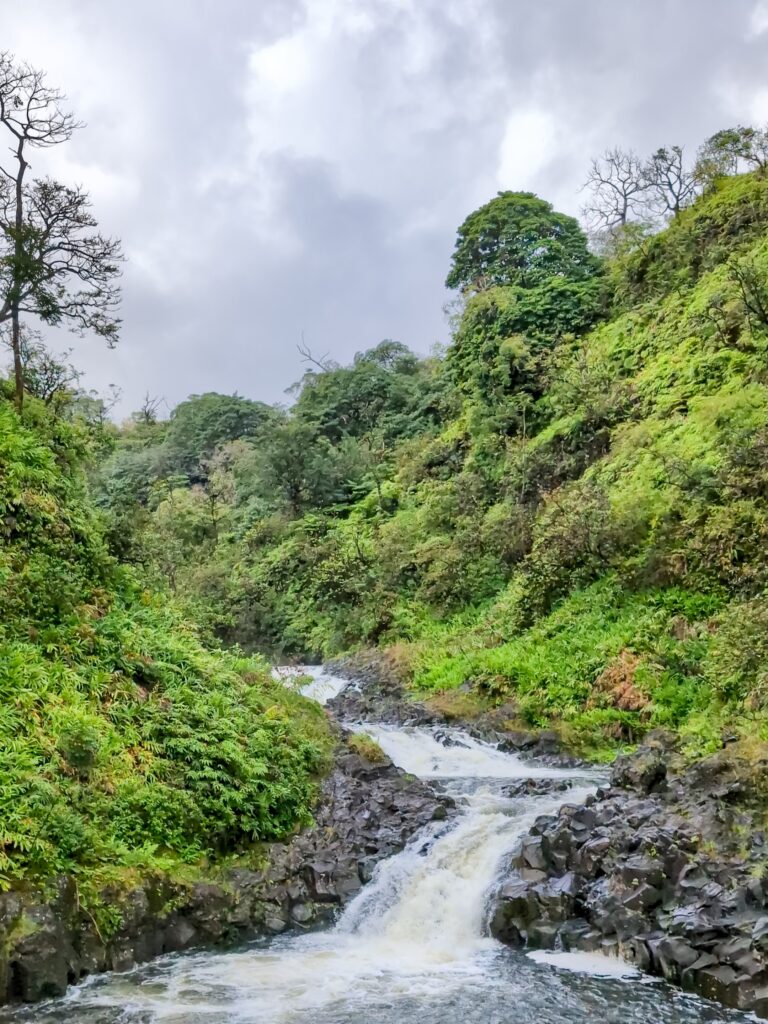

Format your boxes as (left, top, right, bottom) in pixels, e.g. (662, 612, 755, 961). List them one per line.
(4, 0, 768, 417)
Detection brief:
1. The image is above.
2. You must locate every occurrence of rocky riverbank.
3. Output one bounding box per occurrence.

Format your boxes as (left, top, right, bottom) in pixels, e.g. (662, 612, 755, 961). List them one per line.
(327, 651, 579, 765)
(331, 654, 768, 1018)
(0, 732, 452, 1006)
(489, 732, 768, 1017)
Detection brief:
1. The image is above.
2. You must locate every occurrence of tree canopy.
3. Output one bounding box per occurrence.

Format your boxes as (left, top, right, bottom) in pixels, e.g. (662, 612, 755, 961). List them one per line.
(0, 53, 121, 410)
(445, 191, 601, 293)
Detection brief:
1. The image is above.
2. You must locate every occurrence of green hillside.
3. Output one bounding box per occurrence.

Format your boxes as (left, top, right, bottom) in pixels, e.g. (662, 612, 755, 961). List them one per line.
(95, 173, 768, 759)
(0, 398, 332, 912)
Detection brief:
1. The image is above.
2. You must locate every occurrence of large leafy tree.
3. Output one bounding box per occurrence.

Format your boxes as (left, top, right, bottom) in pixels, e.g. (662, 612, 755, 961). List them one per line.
(0, 54, 122, 411)
(696, 125, 768, 185)
(293, 340, 431, 444)
(446, 193, 603, 421)
(164, 392, 276, 481)
(445, 191, 600, 293)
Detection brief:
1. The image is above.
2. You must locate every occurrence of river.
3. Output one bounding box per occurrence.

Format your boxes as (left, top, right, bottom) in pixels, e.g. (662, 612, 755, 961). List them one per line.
(6, 668, 751, 1023)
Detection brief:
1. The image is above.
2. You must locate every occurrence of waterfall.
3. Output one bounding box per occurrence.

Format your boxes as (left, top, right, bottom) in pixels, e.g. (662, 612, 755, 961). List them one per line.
(24, 673, 740, 1024)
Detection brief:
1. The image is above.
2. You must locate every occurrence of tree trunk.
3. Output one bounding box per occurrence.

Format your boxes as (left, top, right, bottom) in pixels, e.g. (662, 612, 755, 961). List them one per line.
(12, 137, 27, 413)
(11, 306, 22, 412)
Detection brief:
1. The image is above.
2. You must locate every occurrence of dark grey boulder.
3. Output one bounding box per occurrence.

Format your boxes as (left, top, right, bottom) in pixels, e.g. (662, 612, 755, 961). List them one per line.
(488, 733, 768, 1018)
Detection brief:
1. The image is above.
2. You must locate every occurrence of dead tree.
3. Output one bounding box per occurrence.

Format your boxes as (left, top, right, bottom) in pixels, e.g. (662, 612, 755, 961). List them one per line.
(581, 148, 650, 230)
(645, 145, 700, 220)
(0, 53, 122, 411)
(134, 392, 164, 426)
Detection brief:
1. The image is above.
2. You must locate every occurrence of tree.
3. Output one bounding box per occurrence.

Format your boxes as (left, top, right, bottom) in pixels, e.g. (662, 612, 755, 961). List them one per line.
(728, 255, 768, 333)
(0, 53, 122, 411)
(581, 148, 650, 230)
(293, 340, 436, 445)
(250, 420, 365, 515)
(445, 191, 600, 293)
(164, 392, 276, 481)
(132, 392, 164, 426)
(645, 145, 699, 220)
(2, 324, 80, 407)
(446, 194, 602, 425)
(695, 125, 768, 187)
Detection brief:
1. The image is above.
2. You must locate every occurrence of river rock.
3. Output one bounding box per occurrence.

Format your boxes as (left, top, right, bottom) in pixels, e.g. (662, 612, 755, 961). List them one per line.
(489, 733, 768, 1017)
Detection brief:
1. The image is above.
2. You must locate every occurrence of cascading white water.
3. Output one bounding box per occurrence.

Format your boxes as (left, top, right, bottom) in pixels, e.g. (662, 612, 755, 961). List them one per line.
(336, 724, 594, 963)
(15, 671, 746, 1024)
(273, 664, 350, 705)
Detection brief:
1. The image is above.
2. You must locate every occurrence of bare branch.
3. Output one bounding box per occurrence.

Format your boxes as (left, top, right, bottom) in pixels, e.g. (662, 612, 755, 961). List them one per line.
(297, 334, 336, 373)
(580, 147, 651, 230)
(0, 52, 79, 155)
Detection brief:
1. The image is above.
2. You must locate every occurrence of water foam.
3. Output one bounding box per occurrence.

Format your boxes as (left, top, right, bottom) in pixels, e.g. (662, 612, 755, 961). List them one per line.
(14, 724, 738, 1024)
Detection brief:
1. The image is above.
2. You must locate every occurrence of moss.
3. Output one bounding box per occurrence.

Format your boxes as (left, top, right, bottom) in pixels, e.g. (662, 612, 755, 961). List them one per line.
(8, 913, 40, 944)
(423, 690, 490, 721)
(347, 733, 388, 764)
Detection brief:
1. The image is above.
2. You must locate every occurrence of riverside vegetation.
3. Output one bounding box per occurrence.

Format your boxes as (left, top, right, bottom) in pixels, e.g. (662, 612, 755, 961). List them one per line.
(4, 55, 768, 1005)
(95, 159, 768, 762)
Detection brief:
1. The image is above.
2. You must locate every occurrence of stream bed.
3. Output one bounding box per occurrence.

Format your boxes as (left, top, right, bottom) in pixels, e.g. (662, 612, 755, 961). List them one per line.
(5, 670, 754, 1024)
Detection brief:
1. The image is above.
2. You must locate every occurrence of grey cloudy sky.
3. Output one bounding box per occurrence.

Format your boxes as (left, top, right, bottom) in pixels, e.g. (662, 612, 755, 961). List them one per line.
(4, 0, 768, 416)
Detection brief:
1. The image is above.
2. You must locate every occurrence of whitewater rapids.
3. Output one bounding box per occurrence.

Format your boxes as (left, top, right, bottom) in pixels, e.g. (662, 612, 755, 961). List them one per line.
(9, 669, 748, 1023)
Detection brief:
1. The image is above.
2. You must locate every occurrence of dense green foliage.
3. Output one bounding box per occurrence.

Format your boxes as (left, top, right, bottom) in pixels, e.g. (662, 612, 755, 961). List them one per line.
(0, 398, 332, 897)
(90, 171, 768, 760)
(11, 62, 768, 940)
(445, 191, 601, 291)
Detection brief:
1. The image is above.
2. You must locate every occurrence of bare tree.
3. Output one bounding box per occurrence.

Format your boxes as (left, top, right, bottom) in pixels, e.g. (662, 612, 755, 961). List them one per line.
(0, 53, 122, 411)
(133, 392, 164, 426)
(581, 148, 650, 230)
(645, 145, 700, 220)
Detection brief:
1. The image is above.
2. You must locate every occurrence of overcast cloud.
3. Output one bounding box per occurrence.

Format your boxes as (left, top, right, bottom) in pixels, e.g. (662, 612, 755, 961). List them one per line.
(3, 0, 768, 416)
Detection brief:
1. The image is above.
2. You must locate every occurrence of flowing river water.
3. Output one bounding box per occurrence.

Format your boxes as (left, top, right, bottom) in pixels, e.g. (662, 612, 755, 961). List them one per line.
(8, 669, 753, 1024)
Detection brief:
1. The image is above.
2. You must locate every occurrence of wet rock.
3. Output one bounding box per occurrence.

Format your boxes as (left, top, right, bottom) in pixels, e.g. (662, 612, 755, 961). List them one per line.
(7, 904, 76, 1002)
(163, 918, 198, 953)
(624, 883, 662, 912)
(526, 920, 561, 949)
(571, 835, 611, 877)
(504, 779, 570, 798)
(0, 732, 454, 1009)
(559, 918, 596, 952)
(520, 836, 549, 872)
(696, 964, 743, 1008)
(618, 856, 664, 890)
(611, 734, 673, 794)
(753, 916, 768, 953)
(488, 732, 768, 1019)
(655, 937, 699, 981)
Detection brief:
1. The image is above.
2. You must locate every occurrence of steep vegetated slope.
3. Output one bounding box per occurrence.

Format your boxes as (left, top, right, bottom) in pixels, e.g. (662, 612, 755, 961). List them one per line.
(0, 398, 333, 923)
(97, 174, 768, 759)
